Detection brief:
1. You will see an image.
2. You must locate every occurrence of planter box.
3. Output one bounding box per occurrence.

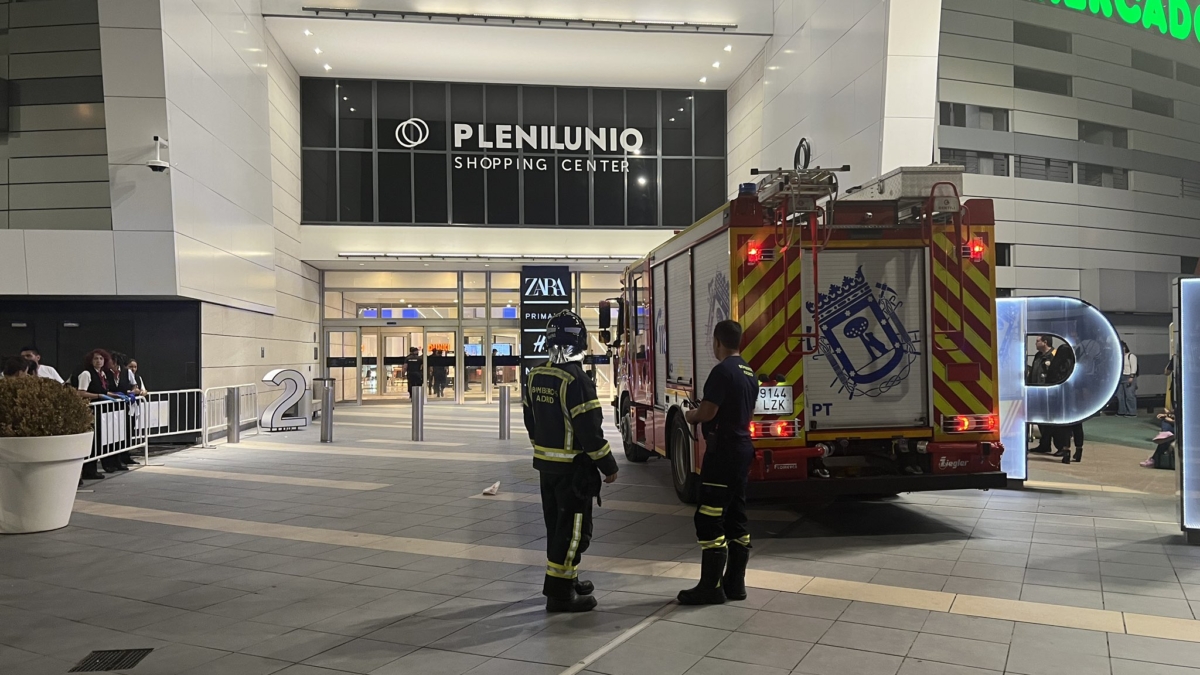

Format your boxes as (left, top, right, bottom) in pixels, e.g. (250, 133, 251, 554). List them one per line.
(0, 432, 94, 534)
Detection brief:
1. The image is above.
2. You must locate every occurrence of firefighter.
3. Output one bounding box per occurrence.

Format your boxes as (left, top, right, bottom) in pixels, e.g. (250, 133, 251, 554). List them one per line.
(679, 319, 757, 605)
(523, 310, 619, 613)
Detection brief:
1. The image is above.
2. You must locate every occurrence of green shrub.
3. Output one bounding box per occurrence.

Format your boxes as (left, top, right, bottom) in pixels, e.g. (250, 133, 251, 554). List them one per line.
(0, 377, 93, 438)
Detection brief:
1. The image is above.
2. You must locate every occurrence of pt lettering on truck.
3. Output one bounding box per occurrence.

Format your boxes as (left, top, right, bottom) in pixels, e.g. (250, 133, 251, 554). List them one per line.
(811, 403, 832, 416)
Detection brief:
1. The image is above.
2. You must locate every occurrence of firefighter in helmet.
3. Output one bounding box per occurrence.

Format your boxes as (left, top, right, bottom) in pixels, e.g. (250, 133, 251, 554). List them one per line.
(524, 310, 619, 612)
(679, 319, 758, 605)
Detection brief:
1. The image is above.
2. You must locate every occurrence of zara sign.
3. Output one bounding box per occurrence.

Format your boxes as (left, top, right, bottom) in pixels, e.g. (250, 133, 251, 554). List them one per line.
(520, 266, 573, 383)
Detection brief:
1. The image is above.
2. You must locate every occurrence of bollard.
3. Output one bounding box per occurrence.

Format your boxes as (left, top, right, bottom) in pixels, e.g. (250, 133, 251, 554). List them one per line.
(320, 379, 335, 443)
(499, 386, 511, 440)
(226, 387, 241, 444)
(411, 385, 425, 441)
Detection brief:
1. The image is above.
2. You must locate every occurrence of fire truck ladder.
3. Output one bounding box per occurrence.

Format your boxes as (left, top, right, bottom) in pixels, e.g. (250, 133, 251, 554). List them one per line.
(921, 181, 972, 355)
(750, 149, 846, 357)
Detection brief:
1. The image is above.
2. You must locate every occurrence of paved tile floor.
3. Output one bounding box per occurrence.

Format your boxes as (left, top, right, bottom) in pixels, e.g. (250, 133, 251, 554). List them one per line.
(1, 403, 1198, 675)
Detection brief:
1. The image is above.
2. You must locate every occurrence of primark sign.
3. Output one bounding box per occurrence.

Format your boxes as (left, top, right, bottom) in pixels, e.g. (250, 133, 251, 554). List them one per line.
(395, 118, 642, 172)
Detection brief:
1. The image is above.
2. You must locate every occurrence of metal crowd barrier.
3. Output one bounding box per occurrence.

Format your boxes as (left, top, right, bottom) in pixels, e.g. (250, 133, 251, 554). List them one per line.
(201, 383, 260, 447)
(88, 389, 206, 464)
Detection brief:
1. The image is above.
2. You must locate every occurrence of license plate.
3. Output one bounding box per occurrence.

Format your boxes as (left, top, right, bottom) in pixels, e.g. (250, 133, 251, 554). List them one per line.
(754, 386, 793, 415)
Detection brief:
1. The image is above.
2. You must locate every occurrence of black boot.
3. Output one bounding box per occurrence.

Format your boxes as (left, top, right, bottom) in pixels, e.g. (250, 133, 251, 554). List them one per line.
(1073, 447, 1083, 463)
(81, 461, 103, 480)
(723, 543, 750, 601)
(678, 548, 728, 605)
(574, 579, 594, 596)
(544, 576, 597, 613)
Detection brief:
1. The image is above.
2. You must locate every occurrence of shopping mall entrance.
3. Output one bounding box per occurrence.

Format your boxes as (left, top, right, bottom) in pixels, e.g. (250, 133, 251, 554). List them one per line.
(321, 270, 618, 405)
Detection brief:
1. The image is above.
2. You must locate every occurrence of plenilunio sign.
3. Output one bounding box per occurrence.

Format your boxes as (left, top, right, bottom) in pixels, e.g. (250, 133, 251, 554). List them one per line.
(1026, 0, 1200, 44)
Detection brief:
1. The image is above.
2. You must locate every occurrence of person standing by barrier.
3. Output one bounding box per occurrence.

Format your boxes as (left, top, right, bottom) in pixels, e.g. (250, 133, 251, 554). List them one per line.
(678, 319, 758, 605)
(405, 347, 424, 399)
(524, 310, 618, 613)
(75, 349, 115, 480)
(110, 352, 142, 468)
(1117, 341, 1138, 417)
(20, 346, 63, 383)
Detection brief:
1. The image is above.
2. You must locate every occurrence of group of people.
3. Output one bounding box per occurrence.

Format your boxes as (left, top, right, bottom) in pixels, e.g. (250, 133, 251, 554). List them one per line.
(1026, 334, 1085, 464)
(2, 346, 147, 482)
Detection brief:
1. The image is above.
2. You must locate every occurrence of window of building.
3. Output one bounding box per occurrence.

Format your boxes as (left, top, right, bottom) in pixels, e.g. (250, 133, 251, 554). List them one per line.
(939, 103, 1009, 131)
(1013, 67, 1072, 96)
(940, 148, 1009, 177)
(1013, 22, 1072, 54)
(997, 288, 1014, 298)
(1132, 90, 1174, 117)
(996, 243, 1012, 267)
(1132, 49, 1174, 78)
(1183, 178, 1200, 200)
(1179, 63, 1200, 88)
(1079, 164, 1129, 190)
(1015, 155, 1073, 183)
(1078, 121, 1128, 148)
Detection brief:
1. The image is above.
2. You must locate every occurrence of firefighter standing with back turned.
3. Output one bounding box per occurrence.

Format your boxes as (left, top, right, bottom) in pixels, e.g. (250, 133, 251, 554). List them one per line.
(524, 310, 619, 613)
(679, 319, 758, 605)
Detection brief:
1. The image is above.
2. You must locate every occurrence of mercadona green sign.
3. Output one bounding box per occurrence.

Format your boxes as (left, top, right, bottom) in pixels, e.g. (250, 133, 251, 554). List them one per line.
(1029, 0, 1200, 43)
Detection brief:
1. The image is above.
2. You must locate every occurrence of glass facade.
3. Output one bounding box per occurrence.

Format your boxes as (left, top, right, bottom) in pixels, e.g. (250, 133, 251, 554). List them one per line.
(323, 270, 622, 404)
(300, 78, 727, 228)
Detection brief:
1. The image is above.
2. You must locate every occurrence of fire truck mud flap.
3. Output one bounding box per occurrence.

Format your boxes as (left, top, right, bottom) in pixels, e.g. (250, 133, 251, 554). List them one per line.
(746, 472, 1008, 502)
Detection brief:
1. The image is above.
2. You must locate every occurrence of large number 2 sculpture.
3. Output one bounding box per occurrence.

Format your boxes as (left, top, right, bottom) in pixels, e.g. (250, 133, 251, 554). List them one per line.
(261, 369, 309, 431)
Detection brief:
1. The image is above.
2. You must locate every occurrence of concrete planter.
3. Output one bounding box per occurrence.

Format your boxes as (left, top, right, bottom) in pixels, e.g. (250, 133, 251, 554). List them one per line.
(0, 432, 94, 534)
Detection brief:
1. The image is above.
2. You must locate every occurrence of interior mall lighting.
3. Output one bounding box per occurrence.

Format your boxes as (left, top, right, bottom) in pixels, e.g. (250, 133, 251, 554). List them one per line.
(323, 64, 332, 71)
(303, 29, 313, 36)
(724, 44, 732, 51)
(314, 47, 322, 54)
(712, 61, 720, 68)
(637, 176, 647, 185)
(699, 77, 707, 83)
(301, 7, 738, 31)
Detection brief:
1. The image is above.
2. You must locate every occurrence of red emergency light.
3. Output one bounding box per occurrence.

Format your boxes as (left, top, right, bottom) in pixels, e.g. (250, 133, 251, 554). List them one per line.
(968, 238, 986, 263)
(943, 414, 997, 434)
(750, 420, 801, 438)
(747, 241, 762, 265)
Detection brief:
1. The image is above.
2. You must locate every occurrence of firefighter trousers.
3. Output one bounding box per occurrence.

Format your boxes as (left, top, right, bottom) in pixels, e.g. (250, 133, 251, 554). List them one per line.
(540, 471, 593, 598)
(694, 441, 754, 552)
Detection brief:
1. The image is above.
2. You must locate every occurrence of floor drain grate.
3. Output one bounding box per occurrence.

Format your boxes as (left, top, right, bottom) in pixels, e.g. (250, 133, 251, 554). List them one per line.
(69, 649, 154, 672)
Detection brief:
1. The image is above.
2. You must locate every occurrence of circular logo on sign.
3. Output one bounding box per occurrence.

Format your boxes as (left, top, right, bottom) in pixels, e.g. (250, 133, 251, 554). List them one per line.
(395, 118, 429, 148)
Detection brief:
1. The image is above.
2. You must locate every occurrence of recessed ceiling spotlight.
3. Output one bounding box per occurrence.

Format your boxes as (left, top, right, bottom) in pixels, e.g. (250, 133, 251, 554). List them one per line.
(314, 47, 322, 54)
(669, 117, 675, 122)
(679, 107, 684, 112)
(343, 96, 347, 100)
(686, 95, 693, 100)
(724, 44, 732, 52)
(323, 64, 332, 71)
(712, 61, 720, 68)
(303, 29, 313, 36)
(349, 107, 355, 112)
(637, 176, 647, 186)
(699, 76, 707, 83)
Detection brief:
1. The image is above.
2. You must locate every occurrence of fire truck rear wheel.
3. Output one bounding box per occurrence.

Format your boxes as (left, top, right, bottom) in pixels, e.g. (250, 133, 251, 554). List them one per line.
(620, 398, 652, 463)
(670, 415, 698, 504)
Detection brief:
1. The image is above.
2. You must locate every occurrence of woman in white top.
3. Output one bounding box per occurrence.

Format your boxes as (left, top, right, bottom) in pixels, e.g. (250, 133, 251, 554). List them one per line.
(1117, 341, 1138, 417)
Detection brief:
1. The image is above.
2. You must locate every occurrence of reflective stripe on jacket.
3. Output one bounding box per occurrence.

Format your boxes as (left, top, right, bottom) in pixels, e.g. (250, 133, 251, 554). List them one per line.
(522, 361, 618, 476)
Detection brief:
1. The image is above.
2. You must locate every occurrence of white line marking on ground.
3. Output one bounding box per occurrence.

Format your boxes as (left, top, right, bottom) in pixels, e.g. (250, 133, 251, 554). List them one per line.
(472, 492, 798, 522)
(139, 465, 390, 490)
(559, 601, 676, 675)
(226, 441, 523, 463)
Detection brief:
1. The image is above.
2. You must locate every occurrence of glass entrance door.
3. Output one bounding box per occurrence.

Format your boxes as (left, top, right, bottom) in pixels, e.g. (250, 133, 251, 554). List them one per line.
(490, 329, 520, 401)
(463, 330, 486, 402)
(325, 329, 360, 404)
(426, 329, 457, 403)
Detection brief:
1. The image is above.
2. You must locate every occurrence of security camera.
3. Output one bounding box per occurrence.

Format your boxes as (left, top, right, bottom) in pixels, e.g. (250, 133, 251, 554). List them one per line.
(148, 135, 169, 173)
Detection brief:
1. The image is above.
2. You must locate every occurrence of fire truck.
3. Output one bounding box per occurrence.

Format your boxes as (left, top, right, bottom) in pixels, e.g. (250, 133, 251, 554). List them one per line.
(598, 156, 1006, 502)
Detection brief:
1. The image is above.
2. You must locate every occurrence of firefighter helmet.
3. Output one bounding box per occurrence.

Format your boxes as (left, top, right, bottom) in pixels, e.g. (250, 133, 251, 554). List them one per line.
(545, 310, 588, 363)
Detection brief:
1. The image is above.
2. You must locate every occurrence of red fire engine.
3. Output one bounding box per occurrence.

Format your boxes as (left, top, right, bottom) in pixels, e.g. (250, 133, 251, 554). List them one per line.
(598, 159, 1006, 502)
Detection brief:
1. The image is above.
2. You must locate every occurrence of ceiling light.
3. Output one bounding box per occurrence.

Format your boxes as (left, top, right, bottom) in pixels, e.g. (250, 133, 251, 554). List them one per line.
(343, 96, 347, 100)
(712, 61, 720, 68)
(349, 107, 355, 112)
(699, 77, 707, 83)
(358, 263, 364, 266)
(687, 95, 693, 100)
(679, 107, 684, 112)
(724, 44, 732, 52)
(314, 47, 322, 54)
(303, 29, 313, 36)
(669, 117, 675, 122)
(323, 64, 332, 71)
(637, 176, 647, 186)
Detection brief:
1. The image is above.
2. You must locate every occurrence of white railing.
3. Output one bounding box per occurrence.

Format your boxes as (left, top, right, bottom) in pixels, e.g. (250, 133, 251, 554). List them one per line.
(201, 383, 260, 447)
(88, 389, 205, 463)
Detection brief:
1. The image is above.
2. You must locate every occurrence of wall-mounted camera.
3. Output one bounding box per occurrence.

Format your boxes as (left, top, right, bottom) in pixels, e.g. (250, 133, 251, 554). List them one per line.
(148, 135, 169, 173)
